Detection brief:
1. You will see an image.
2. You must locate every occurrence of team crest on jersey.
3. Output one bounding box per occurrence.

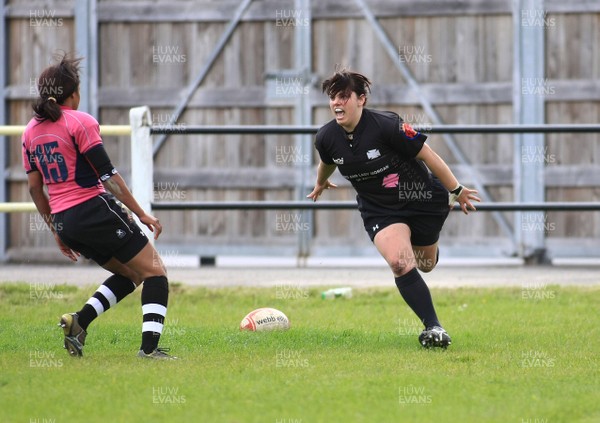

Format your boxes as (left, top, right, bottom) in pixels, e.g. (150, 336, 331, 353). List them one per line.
(333, 157, 344, 165)
(366, 149, 381, 160)
(116, 229, 126, 239)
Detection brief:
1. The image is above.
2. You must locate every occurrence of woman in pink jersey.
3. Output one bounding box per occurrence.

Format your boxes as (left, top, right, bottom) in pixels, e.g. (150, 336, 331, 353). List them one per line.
(23, 54, 175, 359)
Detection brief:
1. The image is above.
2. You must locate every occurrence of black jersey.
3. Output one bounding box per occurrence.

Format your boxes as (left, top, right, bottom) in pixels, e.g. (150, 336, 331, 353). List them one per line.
(315, 108, 448, 211)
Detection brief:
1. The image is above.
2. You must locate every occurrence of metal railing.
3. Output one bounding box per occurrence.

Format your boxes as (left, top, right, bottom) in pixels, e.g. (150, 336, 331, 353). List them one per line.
(2, 119, 600, 214)
(151, 201, 600, 211)
(150, 123, 600, 135)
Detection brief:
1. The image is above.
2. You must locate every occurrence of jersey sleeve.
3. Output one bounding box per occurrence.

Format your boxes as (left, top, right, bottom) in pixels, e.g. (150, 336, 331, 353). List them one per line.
(22, 136, 38, 174)
(71, 113, 103, 154)
(388, 115, 427, 159)
(314, 129, 335, 165)
(85, 144, 118, 182)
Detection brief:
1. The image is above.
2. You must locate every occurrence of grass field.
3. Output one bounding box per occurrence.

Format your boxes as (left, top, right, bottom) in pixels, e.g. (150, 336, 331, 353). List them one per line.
(0, 281, 599, 423)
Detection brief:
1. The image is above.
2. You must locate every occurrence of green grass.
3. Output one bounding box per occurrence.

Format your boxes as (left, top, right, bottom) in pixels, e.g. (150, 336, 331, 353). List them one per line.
(0, 282, 599, 423)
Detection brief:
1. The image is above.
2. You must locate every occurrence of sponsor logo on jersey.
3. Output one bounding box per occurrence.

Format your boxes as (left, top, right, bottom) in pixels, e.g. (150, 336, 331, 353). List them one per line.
(100, 168, 118, 182)
(116, 229, 126, 239)
(333, 157, 344, 165)
(382, 173, 399, 188)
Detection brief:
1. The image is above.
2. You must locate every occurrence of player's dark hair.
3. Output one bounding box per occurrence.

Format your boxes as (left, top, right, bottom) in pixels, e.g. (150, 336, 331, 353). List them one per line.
(322, 68, 371, 105)
(32, 53, 83, 122)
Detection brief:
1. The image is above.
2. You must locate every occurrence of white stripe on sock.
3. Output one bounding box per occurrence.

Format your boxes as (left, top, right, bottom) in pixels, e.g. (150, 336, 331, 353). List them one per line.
(142, 321, 164, 334)
(97, 285, 117, 308)
(86, 297, 104, 316)
(142, 303, 167, 317)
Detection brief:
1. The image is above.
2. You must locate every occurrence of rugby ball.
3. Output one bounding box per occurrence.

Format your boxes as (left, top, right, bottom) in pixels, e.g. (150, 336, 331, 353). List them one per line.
(240, 307, 290, 332)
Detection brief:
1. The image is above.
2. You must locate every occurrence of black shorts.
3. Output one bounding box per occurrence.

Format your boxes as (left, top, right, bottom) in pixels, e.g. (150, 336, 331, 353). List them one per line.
(358, 196, 450, 246)
(53, 193, 148, 265)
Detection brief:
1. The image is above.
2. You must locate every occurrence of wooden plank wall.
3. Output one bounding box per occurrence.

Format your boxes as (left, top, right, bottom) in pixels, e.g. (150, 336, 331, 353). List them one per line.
(5, 2, 75, 258)
(4, 0, 600, 260)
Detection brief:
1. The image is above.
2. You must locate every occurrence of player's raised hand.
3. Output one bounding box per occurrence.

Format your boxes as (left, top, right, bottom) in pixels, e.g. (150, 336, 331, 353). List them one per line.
(456, 186, 481, 215)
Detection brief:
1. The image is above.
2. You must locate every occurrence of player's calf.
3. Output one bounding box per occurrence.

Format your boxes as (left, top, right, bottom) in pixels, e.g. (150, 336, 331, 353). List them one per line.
(414, 247, 440, 273)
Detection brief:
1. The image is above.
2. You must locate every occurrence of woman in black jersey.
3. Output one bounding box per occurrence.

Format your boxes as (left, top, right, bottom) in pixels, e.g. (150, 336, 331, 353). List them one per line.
(308, 70, 480, 348)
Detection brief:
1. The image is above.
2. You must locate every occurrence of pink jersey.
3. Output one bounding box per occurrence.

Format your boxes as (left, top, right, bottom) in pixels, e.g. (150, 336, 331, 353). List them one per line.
(22, 106, 107, 213)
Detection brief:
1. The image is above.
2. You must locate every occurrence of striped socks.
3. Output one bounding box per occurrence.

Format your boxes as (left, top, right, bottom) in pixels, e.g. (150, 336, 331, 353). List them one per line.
(140, 276, 169, 354)
(77, 274, 137, 330)
(75, 274, 169, 354)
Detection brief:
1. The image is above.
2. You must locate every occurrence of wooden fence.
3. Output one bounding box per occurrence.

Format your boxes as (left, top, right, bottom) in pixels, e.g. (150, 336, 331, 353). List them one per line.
(2, 0, 600, 261)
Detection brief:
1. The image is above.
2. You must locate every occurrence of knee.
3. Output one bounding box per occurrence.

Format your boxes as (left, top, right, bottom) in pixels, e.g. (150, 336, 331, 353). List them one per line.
(122, 267, 163, 286)
(150, 255, 168, 277)
(138, 258, 167, 280)
(389, 259, 415, 277)
(119, 269, 143, 286)
(131, 276, 143, 286)
(139, 270, 166, 281)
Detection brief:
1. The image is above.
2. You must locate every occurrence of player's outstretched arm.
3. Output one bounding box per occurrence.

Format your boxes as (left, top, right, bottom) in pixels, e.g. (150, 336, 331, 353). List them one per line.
(416, 144, 481, 214)
(307, 161, 338, 202)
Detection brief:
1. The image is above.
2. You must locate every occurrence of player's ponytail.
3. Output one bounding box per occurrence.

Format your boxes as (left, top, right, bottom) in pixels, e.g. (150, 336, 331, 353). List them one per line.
(32, 53, 83, 122)
(32, 95, 62, 122)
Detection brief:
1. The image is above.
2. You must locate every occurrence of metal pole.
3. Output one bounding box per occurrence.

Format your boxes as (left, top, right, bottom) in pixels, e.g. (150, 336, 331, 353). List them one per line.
(0, 0, 7, 261)
(149, 124, 600, 135)
(513, 0, 547, 263)
(151, 201, 600, 211)
(152, 0, 253, 156)
(75, 0, 98, 116)
(294, 0, 312, 262)
(6, 200, 600, 212)
(89, 0, 98, 117)
(353, 0, 516, 249)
